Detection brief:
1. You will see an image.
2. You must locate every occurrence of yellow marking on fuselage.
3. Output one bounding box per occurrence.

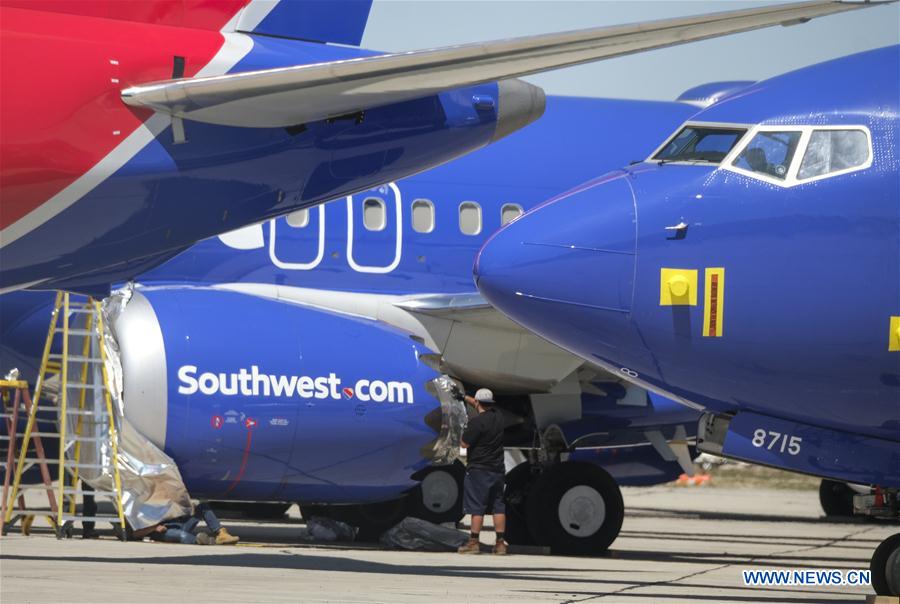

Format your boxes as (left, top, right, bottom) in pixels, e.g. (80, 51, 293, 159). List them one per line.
(702, 268, 725, 337)
(660, 268, 697, 306)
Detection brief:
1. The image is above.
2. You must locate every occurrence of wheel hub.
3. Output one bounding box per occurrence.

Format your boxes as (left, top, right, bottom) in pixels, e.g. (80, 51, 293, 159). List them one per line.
(421, 470, 459, 513)
(558, 485, 606, 537)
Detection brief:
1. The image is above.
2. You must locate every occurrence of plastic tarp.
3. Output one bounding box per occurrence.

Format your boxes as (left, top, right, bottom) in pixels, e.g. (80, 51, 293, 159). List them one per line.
(299, 516, 358, 542)
(41, 288, 191, 530)
(424, 375, 467, 466)
(380, 517, 469, 552)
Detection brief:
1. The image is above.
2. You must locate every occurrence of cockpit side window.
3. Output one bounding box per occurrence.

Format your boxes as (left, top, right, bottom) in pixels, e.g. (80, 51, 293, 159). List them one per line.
(732, 131, 803, 180)
(654, 126, 747, 164)
(798, 130, 870, 180)
(724, 125, 872, 187)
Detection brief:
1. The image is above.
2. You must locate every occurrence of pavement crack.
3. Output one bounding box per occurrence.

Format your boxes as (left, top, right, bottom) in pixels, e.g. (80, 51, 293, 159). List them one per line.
(558, 562, 732, 603)
(772, 525, 879, 557)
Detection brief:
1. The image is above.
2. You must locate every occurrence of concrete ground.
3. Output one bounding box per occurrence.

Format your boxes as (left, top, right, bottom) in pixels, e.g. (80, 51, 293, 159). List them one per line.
(1, 486, 896, 604)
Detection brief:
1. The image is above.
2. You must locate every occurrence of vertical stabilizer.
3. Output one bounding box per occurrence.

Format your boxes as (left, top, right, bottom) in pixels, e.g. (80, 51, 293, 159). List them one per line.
(236, 0, 373, 46)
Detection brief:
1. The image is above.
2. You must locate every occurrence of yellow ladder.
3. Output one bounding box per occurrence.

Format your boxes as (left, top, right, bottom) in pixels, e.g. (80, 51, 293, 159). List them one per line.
(2, 292, 126, 539)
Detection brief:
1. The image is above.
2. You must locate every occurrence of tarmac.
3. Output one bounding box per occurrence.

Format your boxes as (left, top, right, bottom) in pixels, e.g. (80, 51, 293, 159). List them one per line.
(1, 486, 896, 604)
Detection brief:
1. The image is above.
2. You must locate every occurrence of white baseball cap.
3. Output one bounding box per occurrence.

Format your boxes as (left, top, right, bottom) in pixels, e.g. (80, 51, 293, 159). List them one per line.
(474, 388, 495, 404)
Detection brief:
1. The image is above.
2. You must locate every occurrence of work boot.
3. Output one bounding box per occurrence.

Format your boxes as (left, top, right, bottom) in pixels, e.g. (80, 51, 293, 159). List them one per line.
(215, 527, 240, 545)
(493, 539, 508, 555)
(195, 532, 214, 545)
(457, 537, 481, 554)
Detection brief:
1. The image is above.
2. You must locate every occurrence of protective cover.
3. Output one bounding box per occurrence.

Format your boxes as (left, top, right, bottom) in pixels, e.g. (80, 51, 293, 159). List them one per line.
(300, 516, 358, 542)
(424, 376, 468, 466)
(101, 289, 192, 529)
(379, 517, 469, 552)
(45, 288, 192, 530)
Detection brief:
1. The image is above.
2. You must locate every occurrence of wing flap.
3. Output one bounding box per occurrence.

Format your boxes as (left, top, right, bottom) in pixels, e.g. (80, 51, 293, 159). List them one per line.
(122, 1, 885, 128)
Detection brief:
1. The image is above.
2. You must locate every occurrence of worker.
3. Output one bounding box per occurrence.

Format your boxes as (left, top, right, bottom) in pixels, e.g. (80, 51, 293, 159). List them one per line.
(457, 388, 507, 555)
(129, 502, 239, 545)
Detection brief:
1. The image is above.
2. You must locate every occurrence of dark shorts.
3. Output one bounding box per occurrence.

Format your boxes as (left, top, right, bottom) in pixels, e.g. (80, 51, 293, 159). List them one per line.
(463, 468, 506, 516)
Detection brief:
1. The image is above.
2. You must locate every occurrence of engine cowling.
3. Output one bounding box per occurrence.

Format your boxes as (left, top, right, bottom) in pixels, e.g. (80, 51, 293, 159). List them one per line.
(110, 287, 442, 504)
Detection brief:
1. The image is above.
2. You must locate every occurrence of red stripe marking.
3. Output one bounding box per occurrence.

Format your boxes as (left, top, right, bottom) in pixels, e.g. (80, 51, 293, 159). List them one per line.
(708, 273, 719, 337)
(221, 428, 253, 496)
(0, 1, 248, 32)
(0, 5, 243, 229)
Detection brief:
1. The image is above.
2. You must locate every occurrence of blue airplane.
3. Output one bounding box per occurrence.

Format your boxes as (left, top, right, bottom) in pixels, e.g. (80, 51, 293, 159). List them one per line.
(0, 0, 880, 296)
(1, 93, 717, 553)
(474, 46, 900, 591)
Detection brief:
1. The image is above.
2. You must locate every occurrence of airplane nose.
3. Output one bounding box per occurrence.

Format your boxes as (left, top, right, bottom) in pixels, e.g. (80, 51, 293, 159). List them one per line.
(491, 78, 546, 142)
(475, 173, 636, 348)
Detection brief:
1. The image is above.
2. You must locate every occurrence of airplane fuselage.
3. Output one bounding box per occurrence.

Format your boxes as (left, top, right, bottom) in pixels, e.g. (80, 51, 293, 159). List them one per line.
(476, 46, 900, 487)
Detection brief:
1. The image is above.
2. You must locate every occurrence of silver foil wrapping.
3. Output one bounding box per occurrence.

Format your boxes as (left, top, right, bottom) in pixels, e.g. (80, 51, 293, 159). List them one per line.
(49, 288, 191, 530)
(425, 375, 468, 466)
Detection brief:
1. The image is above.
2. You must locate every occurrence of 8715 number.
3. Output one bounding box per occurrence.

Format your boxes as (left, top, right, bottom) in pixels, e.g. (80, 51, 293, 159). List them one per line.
(752, 429, 802, 455)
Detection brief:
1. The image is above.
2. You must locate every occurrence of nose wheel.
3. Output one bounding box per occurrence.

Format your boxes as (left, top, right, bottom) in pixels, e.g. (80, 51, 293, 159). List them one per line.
(872, 532, 900, 596)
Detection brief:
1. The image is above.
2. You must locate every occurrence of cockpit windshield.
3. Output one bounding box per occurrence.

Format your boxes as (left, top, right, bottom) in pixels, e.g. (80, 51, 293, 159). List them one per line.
(653, 126, 747, 164)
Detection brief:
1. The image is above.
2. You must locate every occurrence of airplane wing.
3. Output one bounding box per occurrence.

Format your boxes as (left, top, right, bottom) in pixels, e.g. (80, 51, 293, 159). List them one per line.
(122, 0, 883, 128)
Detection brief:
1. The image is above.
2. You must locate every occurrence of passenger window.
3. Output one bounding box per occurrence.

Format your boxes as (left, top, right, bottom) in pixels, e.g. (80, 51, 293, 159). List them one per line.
(411, 199, 435, 233)
(798, 130, 869, 180)
(459, 202, 482, 235)
(363, 197, 386, 231)
(733, 131, 802, 179)
(286, 208, 309, 228)
(501, 204, 523, 226)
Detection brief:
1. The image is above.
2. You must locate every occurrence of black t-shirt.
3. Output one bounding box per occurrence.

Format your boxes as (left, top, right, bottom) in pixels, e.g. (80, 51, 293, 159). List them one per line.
(462, 406, 505, 472)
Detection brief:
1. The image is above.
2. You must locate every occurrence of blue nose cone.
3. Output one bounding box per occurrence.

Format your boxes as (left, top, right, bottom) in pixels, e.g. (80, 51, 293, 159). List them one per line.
(475, 173, 637, 354)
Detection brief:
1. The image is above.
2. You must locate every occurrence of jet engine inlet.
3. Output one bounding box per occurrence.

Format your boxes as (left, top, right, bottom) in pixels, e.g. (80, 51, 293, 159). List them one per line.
(492, 78, 546, 142)
(424, 375, 468, 465)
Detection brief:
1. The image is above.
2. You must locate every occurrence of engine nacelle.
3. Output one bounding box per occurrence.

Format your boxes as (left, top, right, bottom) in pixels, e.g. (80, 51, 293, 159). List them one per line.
(110, 287, 441, 504)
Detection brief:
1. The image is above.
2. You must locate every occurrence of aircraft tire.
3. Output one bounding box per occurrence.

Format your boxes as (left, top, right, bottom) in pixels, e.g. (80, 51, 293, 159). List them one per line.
(818, 479, 855, 517)
(409, 462, 465, 525)
(871, 532, 900, 596)
(887, 547, 900, 596)
(503, 461, 539, 546)
(526, 461, 624, 555)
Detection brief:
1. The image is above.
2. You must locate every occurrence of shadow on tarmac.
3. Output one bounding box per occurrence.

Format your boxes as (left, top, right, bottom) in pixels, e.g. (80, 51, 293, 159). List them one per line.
(0, 551, 855, 603)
